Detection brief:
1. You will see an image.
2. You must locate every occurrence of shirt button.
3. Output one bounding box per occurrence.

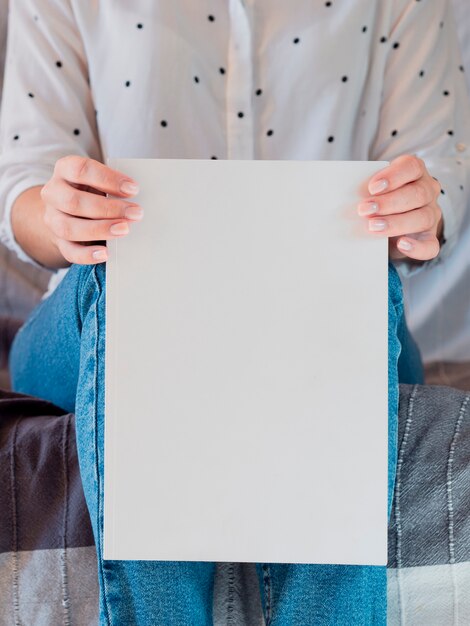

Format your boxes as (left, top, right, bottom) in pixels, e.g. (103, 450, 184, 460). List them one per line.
(456, 142, 467, 152)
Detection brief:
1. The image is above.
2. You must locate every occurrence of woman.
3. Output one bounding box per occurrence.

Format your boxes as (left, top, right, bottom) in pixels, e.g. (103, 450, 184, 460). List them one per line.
(1, 1, 468, 624)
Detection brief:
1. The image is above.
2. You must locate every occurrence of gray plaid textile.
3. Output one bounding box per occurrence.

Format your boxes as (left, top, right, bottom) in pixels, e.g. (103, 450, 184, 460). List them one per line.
(1, 384, 469, 625)
(387, 384, 470, 625)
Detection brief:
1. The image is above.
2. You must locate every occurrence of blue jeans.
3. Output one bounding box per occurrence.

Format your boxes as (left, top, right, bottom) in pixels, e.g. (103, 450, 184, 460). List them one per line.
(10, 262, 422, 625)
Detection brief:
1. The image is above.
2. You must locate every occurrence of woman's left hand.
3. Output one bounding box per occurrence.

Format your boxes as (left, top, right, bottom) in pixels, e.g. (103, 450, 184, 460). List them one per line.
(358, 154, 443, 261)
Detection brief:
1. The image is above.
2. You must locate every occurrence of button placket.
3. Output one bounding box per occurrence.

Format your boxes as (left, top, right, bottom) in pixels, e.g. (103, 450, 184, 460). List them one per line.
(226, 0, 254, 160)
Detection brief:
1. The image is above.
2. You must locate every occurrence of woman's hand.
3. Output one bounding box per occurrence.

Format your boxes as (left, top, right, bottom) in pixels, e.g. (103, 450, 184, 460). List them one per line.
(358, 155, 443, 261)
(40, 156, 142, 265)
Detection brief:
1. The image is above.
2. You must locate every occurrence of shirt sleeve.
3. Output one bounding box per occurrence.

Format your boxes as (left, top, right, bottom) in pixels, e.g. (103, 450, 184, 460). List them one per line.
(0, 0, 102, 266)
(370, 0, 470, 277)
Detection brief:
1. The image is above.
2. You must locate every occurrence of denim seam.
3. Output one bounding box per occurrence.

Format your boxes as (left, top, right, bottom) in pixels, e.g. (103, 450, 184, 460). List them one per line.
(262, 563, 272, 625)
(77, 263, 88, 323)
(388, 282, 402, 517)
(89, 265, 113, 625)
(77, 265, 95, 327)
(225, 562, 236, 624)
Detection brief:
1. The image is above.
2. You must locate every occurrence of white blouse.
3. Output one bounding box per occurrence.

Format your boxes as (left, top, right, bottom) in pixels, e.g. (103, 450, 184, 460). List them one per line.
(402, 0, 470, 363)
(0, 0, 469, 289)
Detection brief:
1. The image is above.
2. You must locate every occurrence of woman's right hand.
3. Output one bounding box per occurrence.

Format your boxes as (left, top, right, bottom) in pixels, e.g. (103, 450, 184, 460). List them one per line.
(41, 155, 142, 265)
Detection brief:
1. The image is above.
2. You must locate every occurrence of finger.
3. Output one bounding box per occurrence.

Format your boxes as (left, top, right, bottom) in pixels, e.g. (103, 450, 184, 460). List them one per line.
(57, 239, 108, 265)
(42, 178, 144, 220)
(367, 205, 437, 238)
(45, 208, 131, 242)
(368, 154, 427, 196)
(358, 179, 438, 217)
(54, 155, 139, 197)
(393, 233, 440, 261)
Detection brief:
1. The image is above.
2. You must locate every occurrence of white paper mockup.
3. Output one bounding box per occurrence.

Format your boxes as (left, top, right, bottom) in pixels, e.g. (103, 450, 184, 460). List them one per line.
(104, 158, 389, 565)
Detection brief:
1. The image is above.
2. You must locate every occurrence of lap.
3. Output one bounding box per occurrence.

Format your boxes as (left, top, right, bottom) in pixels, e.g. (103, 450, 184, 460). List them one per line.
(10, 262, 411, 403)
(8, 261, 414, 625)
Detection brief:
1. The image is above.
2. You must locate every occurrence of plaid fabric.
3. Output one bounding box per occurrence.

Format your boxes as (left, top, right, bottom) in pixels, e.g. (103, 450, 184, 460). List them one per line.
(1, 385, 469, 625)
(387, 384, 470, 625)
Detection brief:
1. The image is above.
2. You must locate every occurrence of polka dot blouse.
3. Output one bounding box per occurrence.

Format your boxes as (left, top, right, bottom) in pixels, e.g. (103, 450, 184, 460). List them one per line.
(0, 0, 469, 278)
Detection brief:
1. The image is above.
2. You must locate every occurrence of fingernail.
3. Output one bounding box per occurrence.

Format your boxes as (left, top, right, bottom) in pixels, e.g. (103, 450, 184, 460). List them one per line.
(397, 238, 414, 251)
(358, 202, 379, 216)
(125, 205, 144, 221)
(92, 249, 107, 261)
(368, 218, 387, 232)
(120, 181, 140, 195)
(369, 179, 389, 195)
(110, 222, 129, 236)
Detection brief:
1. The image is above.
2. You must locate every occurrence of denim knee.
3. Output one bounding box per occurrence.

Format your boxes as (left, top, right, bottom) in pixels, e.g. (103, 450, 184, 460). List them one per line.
(7, 263, 105, 412)
(388, 264, 404, 318)
(75, 263, 106, 324)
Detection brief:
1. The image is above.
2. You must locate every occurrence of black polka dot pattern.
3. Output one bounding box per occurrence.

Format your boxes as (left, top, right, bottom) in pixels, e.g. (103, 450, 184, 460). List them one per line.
(2, 0, 466, 262)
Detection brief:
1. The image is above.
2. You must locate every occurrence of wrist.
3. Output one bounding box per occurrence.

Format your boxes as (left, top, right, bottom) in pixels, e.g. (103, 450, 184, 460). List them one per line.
(11, 186, 69, 269)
